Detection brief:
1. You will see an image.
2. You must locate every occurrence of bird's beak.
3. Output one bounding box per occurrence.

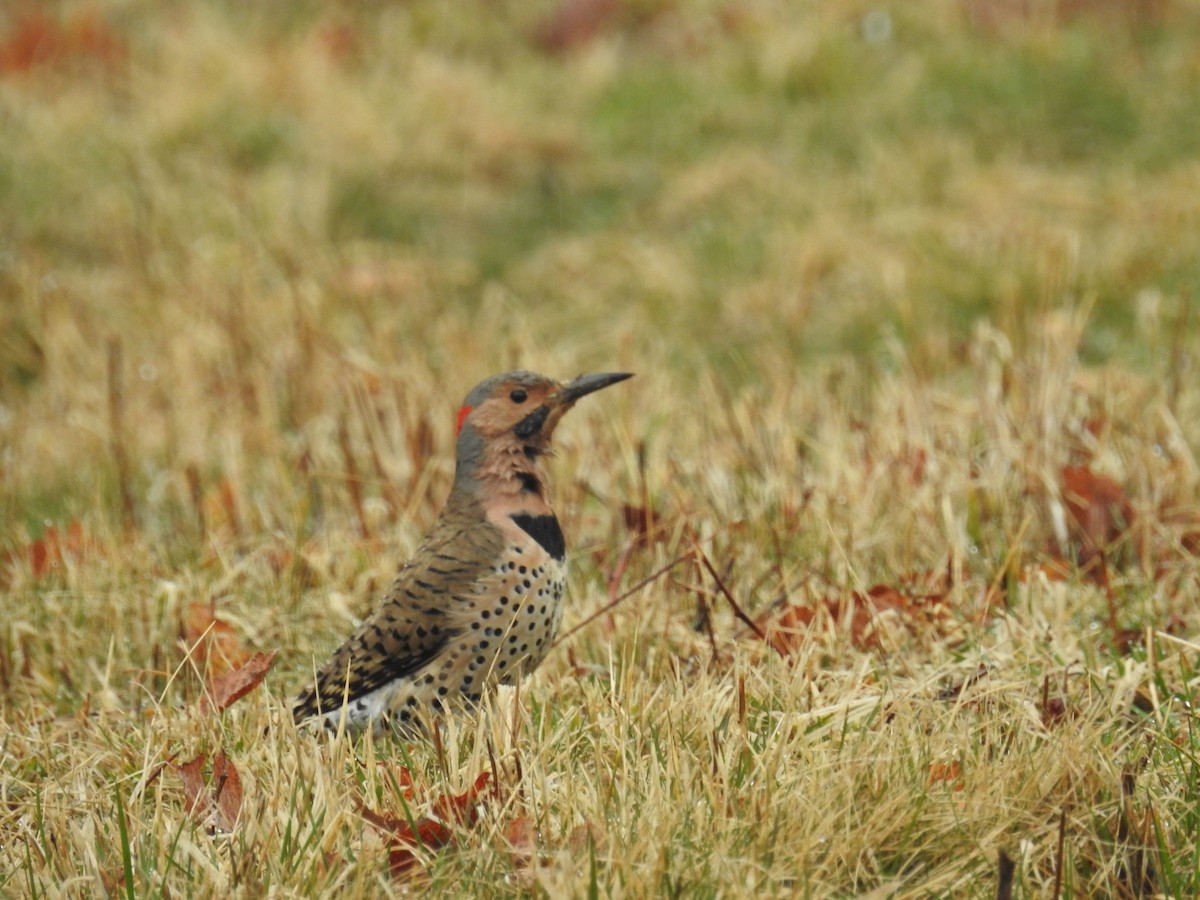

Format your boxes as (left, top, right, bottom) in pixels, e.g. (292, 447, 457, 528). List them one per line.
(556, 372, 634, 405)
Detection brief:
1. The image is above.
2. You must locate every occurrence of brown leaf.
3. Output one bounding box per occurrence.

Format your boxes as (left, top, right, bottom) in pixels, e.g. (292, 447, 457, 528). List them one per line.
(621, 503, 668, 546)
(173, 753, 214, 822)
(181, 602, 251, 675)
(0, 9, 127, 75)
(928, 761, 964, 790)
(205, 650, 278, 712)
(534, 0, 619, 53)
(1021, 558, 1073, 583)
(1061, 464, 1134, 561)
(16, 521, 97, 580)
(211, 751, 243, 833)
(378, 813, 474, 875)
(362, 772, 493, 881)
(431, 771, 490, 825)
(756, 581, 952, 653)
(505, 814, 538, 868)
(172, 751, 244, 833)
(756, 601, 820, 655)
(318, 23, 362, 65)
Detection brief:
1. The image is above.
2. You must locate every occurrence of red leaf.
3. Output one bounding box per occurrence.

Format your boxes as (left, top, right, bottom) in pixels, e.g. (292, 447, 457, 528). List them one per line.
(205, 650, 278, 712)
(376, 762, 416, 800)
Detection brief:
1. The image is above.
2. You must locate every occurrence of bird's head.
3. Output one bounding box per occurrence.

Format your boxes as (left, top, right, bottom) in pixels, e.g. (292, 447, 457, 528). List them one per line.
(452, 370, 632, 495)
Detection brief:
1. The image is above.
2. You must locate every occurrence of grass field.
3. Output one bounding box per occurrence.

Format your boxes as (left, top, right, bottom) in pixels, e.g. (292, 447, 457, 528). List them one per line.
(4, 0, 1200, 896)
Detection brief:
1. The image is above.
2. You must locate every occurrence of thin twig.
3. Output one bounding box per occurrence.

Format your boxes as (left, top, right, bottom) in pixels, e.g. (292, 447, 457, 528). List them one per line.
(694, 542, 783, 657)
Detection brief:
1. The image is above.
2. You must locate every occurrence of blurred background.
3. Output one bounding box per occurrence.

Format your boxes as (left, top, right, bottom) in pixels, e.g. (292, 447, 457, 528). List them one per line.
(2, 0, 1198, 535)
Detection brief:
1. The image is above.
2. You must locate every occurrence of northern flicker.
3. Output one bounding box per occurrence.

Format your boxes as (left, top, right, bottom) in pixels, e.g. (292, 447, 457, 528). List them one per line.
(293, 369, 632, 734)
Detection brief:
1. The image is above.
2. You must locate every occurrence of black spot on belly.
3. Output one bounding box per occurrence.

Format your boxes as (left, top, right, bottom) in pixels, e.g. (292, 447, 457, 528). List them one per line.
(509, 514, 565, 561)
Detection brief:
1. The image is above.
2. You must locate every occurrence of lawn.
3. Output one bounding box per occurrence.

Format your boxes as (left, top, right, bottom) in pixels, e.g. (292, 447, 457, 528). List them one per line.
(3, 0, 1200, 895)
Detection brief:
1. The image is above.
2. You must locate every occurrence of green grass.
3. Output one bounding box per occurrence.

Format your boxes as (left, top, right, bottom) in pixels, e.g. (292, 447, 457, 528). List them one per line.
(4, 0, 1200, 895)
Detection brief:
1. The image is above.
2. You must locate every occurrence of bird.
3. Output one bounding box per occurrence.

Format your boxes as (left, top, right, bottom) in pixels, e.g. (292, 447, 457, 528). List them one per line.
(293, 369, 633, 735)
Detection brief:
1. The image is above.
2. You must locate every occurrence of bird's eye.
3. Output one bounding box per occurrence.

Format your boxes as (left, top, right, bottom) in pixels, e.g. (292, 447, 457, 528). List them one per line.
(510, 389, 528, 404)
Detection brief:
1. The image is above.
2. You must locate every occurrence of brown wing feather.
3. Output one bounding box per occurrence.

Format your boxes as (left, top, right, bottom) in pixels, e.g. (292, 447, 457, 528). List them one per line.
(292, 505, 505, 722)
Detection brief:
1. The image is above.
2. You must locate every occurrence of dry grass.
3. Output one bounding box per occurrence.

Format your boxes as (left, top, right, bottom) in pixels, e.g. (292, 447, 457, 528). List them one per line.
(4, 1, 1200, 896)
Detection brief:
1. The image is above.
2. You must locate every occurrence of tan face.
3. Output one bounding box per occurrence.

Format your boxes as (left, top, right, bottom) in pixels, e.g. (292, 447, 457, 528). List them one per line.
(458, 377, 564, 445)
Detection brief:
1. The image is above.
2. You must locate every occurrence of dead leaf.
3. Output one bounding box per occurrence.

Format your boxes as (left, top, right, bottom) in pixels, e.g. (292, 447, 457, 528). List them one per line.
(10, 521, 98, 581)
(1061, 464, 1134, 565)
(534, 0, 619, 53)
(181, 603, 251, 675)
(174, 753, 212, 822)
(928, 760, 964, 790)
(756, 581, 952, 653)
(318, 23, 362, 64)
(211, 751, 243, 833)
(376, 762, 416, 800)
(505, 815, 538, 868)
(621, 502, 668, 546)
(362, 772, 493, 881)
(172, 751, 244, 833)
(0, 9, 127, 75)
(204, 650, 278, 712)
(202, 478, 244, 539)
(1021, 558, 1073, 583)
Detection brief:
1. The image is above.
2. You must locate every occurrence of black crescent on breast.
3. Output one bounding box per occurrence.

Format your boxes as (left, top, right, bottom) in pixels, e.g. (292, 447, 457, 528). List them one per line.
(509, 513, 566, 561)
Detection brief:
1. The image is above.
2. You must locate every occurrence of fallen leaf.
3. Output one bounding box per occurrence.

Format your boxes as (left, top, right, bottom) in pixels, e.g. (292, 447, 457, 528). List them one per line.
(181, 603, 251, 675)
(318, 23, 362, 64)
(361, 772, 493, 881)
(534, 0, 619, 53)
(0, 9, 127, 75)
(928, 760, 964, 790)
(13, 521, 97, 581)
(505, 814, 538, 867)
(211, 751, 243, 833)
(202, 478, 244, 539)
(1021, 558, 1073, 583)
(204, 650, 278, 712)
(1061, 464, 1134, 565)
(756, 580, 952, 653)
(172, 750, 244, 833)
(621, 503, 668, 546)
(376, 761, 416, 792)
(174, 753, 211, 821)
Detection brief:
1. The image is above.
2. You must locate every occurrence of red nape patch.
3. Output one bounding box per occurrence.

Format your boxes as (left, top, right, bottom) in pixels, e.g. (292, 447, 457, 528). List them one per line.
(456, 405, 473, 436)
